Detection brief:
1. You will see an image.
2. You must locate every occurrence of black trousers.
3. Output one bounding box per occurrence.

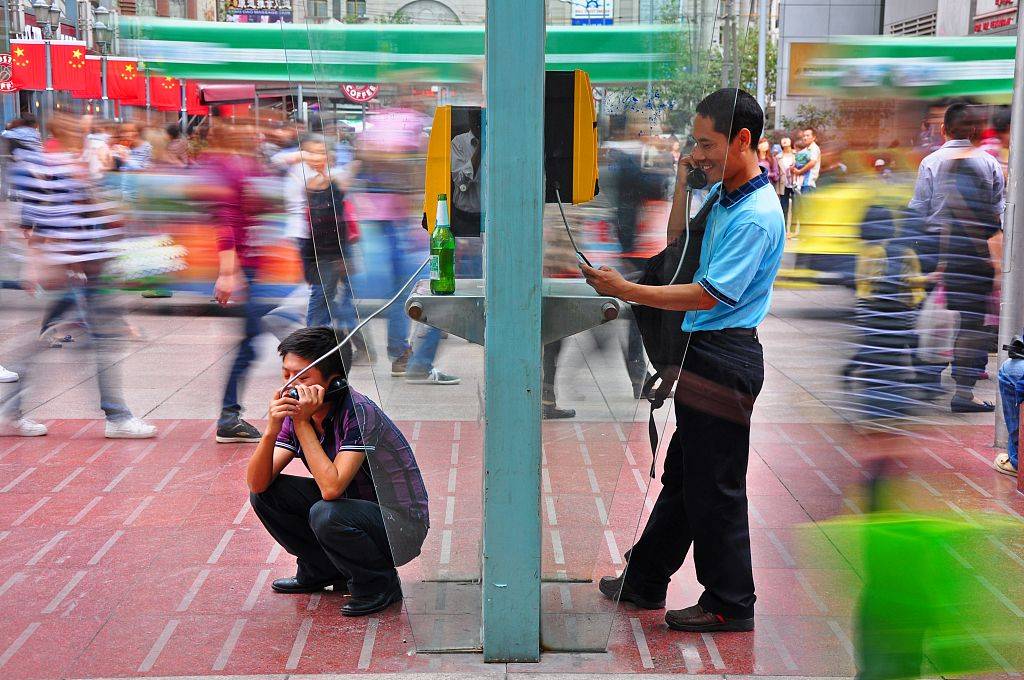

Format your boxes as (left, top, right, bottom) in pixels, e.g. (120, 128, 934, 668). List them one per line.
(623, 330, 764, 619)
(250, 474, 426, 597)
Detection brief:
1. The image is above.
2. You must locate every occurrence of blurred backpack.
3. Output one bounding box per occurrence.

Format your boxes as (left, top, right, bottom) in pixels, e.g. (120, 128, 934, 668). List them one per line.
(631, 187, 720, 473)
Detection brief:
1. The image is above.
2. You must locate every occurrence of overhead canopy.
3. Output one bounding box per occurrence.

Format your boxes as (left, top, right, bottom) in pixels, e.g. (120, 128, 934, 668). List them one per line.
(200, 83, 257, 104)
(802, 36, 1015, 101)
(119, 18, 681, 85)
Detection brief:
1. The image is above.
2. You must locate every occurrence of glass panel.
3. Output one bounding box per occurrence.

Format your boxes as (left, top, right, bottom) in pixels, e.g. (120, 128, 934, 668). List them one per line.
(538, 2, 745, 652)
(280, 10, 485, 653)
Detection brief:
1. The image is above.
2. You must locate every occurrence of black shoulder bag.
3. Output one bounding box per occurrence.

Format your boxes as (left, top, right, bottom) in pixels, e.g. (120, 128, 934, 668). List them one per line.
(631, 187, 719, 476)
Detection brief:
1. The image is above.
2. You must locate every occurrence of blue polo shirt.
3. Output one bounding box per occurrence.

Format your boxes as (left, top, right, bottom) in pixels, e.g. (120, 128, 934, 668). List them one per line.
(683, 169, 785, 332)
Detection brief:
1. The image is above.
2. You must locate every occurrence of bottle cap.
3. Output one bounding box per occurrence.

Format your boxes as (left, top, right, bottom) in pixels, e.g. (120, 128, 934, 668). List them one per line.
(437, 193, 447, 201)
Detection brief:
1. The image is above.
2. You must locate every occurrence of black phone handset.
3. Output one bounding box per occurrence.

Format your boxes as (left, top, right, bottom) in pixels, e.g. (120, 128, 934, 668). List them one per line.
(686, 166, 708, 190)
(287, 376, 349, 403)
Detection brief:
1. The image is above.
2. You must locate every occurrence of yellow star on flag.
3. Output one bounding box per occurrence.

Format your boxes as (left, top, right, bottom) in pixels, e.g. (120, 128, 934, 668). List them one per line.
(14, 47, 24, 57)
(72, 49, 82, 59)
(124, 64, 134, 72)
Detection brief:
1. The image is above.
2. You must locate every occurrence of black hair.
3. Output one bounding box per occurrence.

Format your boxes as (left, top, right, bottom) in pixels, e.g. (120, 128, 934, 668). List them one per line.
(993, 106, 1011, 134)
(165, 124, 182, 140)
(277, 327, 352, 380)
(944, 102, 981, 140)
(695, 88, 764, 150)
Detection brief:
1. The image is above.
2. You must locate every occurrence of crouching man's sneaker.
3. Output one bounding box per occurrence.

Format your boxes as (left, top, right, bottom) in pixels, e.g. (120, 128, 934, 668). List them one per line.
(216, 418, 261, 443)
(665, 604, 754, 632)
(105, 417, 157, 439)
(0, 417, 47, 437)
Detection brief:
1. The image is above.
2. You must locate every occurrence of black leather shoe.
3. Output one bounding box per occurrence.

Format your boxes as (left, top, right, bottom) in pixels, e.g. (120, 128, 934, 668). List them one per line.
(542, 404, 576, 420)
(598, 574, 665, 609)
(665, 604, 754, 632)
(341, 584, 403, 617)
(271, 577, 349, 595)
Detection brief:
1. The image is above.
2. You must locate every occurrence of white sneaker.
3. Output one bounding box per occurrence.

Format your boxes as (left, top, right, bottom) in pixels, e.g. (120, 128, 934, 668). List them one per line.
(105, 417, 157, 439)
(0, 417, 47, 437)
(0, 366, 18, 383)
(405, 368, 461, 385)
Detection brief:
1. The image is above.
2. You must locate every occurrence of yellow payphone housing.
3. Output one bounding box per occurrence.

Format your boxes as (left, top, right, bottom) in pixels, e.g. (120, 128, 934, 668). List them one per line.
(422, 69, 600, 237)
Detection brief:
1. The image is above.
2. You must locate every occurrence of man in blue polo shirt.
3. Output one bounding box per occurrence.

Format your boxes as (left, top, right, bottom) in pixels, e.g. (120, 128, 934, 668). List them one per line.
(583, 88, 784, 632)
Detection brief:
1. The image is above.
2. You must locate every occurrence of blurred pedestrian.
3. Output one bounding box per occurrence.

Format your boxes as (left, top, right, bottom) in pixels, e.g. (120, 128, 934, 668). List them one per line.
(841, 206, 927, 416)
(357, 105, 459, 385)
(285, 133, 359, 335)
(775, 136, 796, 231)
(111, 122, 152, 171)
(0, 113, 156, 438)
(165, 123, 190, 167)
(908, 103, 1004, 412)
(196, 117, 276, 443)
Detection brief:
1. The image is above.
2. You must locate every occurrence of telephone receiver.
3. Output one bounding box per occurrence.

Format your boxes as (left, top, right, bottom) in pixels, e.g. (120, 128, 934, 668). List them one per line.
(686, 166, 708, 190)
(287, 376, 349, 403)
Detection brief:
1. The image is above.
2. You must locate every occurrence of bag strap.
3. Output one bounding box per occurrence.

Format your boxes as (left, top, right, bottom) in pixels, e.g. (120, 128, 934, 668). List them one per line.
(644, 366, 678, 478)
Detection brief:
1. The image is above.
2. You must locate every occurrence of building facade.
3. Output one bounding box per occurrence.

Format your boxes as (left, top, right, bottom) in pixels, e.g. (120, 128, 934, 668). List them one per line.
(883, 0, 1020, 37)
(776, 0, 884, 122)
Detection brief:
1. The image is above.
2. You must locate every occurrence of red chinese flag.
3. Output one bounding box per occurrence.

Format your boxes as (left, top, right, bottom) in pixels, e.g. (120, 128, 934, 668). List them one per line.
(185, 81, 208, 115)
(150, 75, 181, 111)
(106, 59, 144, 104)
(70, 56, 102, 99)
(10, 41, 46, 90)
(50, 42, 89, 91)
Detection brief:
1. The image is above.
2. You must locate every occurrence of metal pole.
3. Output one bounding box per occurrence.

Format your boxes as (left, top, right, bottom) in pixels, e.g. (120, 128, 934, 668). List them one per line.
(42, 38, 51, 136)
(179, 80, 186, 132)
(481, 0, 544, 663)
(101, 54, 109, 118)
(755, 0, 767, 108)
(996, 30, 1024, 472)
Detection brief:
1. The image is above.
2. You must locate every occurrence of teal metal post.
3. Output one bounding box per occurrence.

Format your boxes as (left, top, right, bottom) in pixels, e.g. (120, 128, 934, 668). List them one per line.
(481, 0, 545, 663)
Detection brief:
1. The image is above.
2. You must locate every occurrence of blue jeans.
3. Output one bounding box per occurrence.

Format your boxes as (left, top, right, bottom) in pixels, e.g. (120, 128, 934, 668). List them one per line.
(374, 220, 444, 371)
(1, 272, 132, 422)
(998, 358, 1024, 467)
(220, 267, 276, 425)
(298, 239, 357, 331)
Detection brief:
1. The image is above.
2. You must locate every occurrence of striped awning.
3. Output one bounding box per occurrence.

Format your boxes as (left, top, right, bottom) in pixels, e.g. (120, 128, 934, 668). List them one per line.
(801, 36, 1016, 101)
(119, 18, 681, 85)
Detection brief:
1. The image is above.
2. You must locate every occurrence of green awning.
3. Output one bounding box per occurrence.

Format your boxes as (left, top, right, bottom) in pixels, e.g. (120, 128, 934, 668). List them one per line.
(802, 36, 1016, 101)
(119, 18, 681, 85)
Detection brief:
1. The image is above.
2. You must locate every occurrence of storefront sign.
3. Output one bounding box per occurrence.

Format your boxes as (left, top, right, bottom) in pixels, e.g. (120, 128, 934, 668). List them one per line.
(341, 83, 380, 103)
(571, 0, 613, 25)
(974, 0, 1018, 33)
(0, 54, 17, 93)
(225, 0, 292, 23)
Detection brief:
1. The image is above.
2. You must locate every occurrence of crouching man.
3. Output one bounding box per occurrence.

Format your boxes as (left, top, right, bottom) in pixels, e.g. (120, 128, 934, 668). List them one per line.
(246, 327, 429, 616)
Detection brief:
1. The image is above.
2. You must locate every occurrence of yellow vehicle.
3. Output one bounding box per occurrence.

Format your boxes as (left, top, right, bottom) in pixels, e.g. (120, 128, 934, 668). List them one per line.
(778, 171, 915, 289)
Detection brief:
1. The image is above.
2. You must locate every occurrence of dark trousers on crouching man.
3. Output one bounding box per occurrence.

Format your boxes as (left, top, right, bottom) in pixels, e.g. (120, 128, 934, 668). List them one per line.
(251, 474, 428, 596)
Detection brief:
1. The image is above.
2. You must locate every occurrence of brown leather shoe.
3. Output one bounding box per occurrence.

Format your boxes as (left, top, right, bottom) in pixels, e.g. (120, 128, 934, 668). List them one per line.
(665, 604, 754, 632)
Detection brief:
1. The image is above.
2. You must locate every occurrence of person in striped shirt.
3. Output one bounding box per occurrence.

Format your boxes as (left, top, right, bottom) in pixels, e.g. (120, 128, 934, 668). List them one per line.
(0, 113, 156, 439)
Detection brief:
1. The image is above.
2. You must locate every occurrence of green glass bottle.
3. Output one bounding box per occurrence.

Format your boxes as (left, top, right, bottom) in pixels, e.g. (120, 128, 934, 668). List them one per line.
(430, 193, 456, 295)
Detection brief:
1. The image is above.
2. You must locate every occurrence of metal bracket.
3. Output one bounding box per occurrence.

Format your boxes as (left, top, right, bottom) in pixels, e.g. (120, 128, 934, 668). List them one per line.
(405, 278, 620, 346)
